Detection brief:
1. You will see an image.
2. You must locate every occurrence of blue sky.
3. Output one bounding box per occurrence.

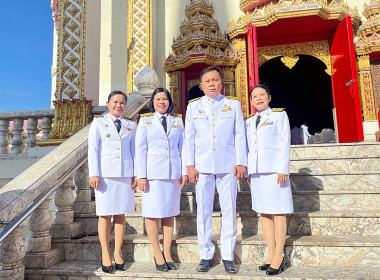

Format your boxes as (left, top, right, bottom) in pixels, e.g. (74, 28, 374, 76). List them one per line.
(0, 1, 53, 112)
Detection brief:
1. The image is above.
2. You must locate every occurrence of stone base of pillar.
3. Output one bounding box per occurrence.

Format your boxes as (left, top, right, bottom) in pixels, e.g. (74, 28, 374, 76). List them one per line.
(0, 267, 24, 280)
(24, 248, 64, 269)
(72, 201, 96, 214)
(50, 222, 84, 239)
(75, 189, 92, 202)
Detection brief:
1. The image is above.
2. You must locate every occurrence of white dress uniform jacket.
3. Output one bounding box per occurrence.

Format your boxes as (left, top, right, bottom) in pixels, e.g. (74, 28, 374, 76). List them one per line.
(246, 107, 291, 175)
(135, 113, 187, 180)
(185, 95, 247, 173)
(88, 113, 136, 178)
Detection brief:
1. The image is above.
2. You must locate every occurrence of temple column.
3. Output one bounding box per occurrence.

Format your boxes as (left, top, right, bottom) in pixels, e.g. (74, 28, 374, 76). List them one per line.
(358, 55, 378, 141)
(169, 72, 180, 113)
(222, 67, 236, 97)
(233, 37, 250, 118)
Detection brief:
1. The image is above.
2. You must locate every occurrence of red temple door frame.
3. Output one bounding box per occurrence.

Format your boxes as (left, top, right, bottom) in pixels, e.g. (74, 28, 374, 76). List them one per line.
(247, 24, 259, 115)
(329, 15, 364, 143)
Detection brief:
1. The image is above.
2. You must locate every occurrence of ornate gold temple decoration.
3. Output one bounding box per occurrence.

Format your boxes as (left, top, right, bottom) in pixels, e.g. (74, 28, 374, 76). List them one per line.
(187, 80, 201, 91)
(163, 0, 238, 72)
(356, 0, 380, 55)
(371, 62, 380, 111)
(227, 0, 361, 39)
(163, 0, 239, 110)
(127, 0, 153, 93)
(169, 73, 179, 113)
(55, 0, 86, 100)
(222, 67, 235, 97)
(232, 37, 250, 118)
(355, 0, 379, 120)
(258, 41, 331, 75)
(38, 99, 93, 146)
(357, 55, 377, 121)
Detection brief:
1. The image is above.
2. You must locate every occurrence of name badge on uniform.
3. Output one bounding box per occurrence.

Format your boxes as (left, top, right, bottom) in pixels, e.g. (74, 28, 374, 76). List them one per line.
(262, 121, 273, 127)
(172, 125, 181, 128)
(221, 104, 232, 112)
(146, 121, 152, 125)
(125, 127, 134, 131)
(106, 133, 111, 138)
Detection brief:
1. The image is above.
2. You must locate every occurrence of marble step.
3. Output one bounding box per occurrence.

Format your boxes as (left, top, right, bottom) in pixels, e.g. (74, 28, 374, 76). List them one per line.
(290, 142, 380, 160)
(290, 173, 380, 191)
(51, 234, 380, 267)
(289, 158, 380, 174)
(25, 260, 379, 280)
(133, 190, 380, 212)
(75, 210, 380, 237)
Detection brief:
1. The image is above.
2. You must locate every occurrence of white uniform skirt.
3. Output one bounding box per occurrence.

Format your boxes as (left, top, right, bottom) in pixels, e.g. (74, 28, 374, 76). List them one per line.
(142, 179, 181, 218)
(250, 173, 294, 214)
(95, 177, 135, 216)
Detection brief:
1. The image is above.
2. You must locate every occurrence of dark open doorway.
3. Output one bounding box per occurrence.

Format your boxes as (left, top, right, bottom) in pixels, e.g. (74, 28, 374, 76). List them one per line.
(188, 85, 204, 102)
(258, 55, 334, 135)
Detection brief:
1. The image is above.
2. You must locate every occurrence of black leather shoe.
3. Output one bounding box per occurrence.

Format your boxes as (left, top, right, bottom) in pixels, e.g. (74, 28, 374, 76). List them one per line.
(163, 255, 177, 270)
(115, 261, 126, 271)
(154, 257, 168, 272)
(101, 262, 113, 273)
(222, 260, 236, 274)
(196, 259, 214, 272)
(266, 258, 285, 275)
(258, 263, 271, 271)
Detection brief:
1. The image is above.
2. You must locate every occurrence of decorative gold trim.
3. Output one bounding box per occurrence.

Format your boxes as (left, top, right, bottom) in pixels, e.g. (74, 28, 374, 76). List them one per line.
(356, 3, 380, 56)
(233, 37, 250, 118)
(187, 80, 200, 91)
(358, 55, 371, 71)
(169, 72, 180, 113)
(55, 0, 86, 100)
(240, 0, 272, 12)
(359, 71, 377, 120)
(228, 0, 361, 39)
(258, 41, 331, 76)
(127, 0, 153, 93)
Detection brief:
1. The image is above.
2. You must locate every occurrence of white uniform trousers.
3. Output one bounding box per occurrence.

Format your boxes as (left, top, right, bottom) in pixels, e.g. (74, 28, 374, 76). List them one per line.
(196, 173, 237, 261)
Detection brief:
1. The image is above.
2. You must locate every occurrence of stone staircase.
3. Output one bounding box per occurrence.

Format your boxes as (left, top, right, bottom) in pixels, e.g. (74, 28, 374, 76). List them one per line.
(25, 142, 380, 279)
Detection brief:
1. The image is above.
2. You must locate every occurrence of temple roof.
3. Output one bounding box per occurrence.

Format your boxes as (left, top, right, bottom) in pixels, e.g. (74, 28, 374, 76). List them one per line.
(356, 0, 380, 55)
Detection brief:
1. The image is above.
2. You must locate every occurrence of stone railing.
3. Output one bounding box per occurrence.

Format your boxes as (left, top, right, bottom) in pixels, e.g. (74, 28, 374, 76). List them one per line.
(0, 107, 107, 155)
(0, 94, 150, 280)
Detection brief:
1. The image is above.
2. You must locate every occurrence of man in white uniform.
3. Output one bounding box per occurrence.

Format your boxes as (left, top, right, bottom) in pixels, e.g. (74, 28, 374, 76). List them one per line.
(185, 66, 247, 274)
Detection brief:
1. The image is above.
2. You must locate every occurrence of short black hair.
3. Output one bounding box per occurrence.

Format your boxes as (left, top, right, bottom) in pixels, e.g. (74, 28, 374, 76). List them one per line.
(200, 66, 223, 81)
(148, 88, 174, 114)
(250, 84, 270, 99)
(107, 90, 128, 103)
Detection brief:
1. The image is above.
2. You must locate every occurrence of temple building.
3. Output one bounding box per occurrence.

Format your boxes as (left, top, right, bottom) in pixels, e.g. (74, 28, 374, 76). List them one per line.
(50, 0, 379, 142)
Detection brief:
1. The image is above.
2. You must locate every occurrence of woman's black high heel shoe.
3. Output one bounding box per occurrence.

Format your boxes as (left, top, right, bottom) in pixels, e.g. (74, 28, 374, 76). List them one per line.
(266, 258, 285, 275)
(154, 257, 169, 272)
(115, 260, 126, 271)
(163, 255, 177, 270)
(258, 263, 271, 271)
(101, 262, 113, 273)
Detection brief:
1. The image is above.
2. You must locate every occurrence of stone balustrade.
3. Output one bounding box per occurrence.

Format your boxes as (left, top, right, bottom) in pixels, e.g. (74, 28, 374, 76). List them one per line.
(0, 95, 148, 279)
(0, 106, 107, 155)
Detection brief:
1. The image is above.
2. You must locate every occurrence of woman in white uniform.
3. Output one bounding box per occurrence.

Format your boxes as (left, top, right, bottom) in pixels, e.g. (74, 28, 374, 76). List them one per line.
(135, 88, 188, 272)
(245, 84, 293, 275)
(88, 91, 136, 273)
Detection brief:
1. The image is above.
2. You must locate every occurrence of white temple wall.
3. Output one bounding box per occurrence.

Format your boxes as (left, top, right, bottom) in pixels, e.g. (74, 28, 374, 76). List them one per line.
(98, 0, 128, 105)
(84, 0, 101, 105)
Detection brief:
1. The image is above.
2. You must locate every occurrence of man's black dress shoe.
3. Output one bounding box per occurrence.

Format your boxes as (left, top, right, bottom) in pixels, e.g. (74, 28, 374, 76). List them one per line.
(222, 260, 236, 274)
(258, 263, 271, 271)
(266, 258, 285, 275)
(154, 257, 168, 272)
(115, 261, 126, 271)
(101, 262, 113, 273)
(196, 259, 214, 272)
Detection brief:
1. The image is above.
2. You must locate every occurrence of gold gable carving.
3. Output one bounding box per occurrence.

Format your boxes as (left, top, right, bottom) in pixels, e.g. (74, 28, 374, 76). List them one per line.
(228, 0, 361, 39)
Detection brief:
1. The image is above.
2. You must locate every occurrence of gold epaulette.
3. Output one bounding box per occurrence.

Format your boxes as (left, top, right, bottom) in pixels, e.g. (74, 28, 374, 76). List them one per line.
(93, 115, 104, 118)
(189, 97, 201, 103)
(171, 113, 182, 118)
(140, 113, 153, 118)
(226, 96, 239, 100)
(271, 108, 285, 112)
